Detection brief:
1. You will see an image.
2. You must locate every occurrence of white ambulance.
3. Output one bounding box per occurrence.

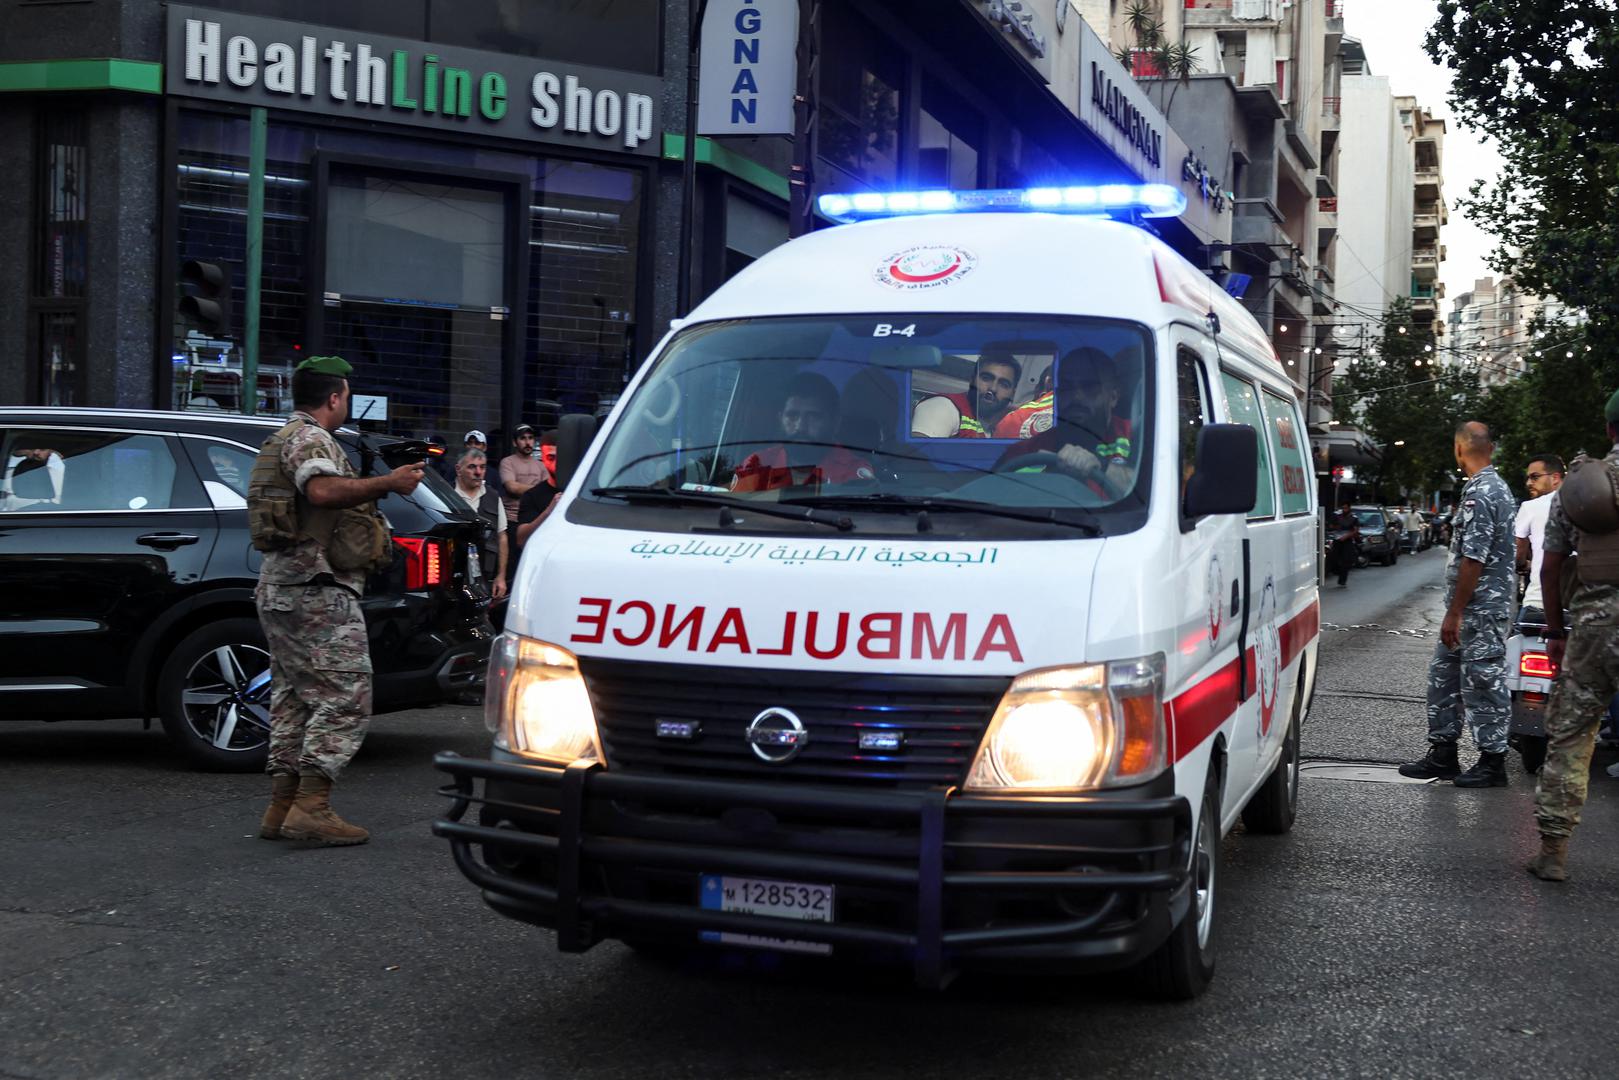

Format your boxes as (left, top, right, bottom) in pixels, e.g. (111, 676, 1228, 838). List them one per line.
(435, 184, 1320, 999)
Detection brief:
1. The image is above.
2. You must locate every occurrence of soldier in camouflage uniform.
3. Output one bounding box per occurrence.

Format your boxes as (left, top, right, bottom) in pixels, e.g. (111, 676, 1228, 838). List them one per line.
(1530, 392, 1619, 880)
(251, 355, 424, 846)
(1400, 421, 1518, 786)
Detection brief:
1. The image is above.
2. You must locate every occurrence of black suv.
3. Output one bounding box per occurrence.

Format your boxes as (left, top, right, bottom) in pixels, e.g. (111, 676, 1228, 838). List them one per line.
(0, 408, 494, 769)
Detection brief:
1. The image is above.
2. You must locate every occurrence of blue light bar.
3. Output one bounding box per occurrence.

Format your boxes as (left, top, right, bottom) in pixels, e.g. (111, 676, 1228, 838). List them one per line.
(816, 184, 1187, 224)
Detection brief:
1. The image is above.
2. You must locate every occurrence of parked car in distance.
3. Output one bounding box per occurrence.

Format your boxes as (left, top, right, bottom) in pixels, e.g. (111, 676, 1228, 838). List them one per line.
(1350, 505, 1402, 566)
(0, 408, 495, 770)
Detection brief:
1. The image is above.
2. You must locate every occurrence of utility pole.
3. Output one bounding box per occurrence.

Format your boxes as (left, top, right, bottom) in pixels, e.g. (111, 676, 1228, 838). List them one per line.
(676, 0, 710, 318)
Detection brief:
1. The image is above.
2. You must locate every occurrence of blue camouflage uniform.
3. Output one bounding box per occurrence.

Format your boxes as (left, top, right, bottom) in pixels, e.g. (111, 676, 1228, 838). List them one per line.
(1425, 465, 1517, 752)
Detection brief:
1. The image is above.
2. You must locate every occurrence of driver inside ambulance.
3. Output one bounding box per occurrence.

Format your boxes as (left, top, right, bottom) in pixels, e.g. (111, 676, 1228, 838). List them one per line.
(996, 347, 1136, 499)
(731, 372, 874, 493)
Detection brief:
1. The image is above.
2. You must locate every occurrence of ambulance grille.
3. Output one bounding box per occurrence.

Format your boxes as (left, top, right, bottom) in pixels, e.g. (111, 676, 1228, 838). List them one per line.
(580, 658, 1009, 788)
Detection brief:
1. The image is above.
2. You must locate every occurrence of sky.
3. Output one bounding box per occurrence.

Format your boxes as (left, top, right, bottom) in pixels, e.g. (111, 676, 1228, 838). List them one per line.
(1340, 0, 1505, 318)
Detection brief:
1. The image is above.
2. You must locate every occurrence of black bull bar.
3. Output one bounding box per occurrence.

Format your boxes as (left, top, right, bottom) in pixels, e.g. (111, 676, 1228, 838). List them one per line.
(432, 752, 1192, 988)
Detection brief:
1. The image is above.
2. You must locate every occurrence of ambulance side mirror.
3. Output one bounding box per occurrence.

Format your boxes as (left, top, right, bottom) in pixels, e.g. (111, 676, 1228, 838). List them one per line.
(1183, 424, 1258, 518)
(553, 413, 598, 491)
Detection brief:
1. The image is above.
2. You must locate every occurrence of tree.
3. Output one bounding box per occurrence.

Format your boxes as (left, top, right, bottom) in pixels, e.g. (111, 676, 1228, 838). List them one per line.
(1115, 2, 1201, 117)
(1427, 2, 1619, 451)
(1336, 299, 1485, 502)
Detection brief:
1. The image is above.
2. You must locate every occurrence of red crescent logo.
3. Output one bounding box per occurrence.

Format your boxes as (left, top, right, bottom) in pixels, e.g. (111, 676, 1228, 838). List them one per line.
(888, 257, 961, 283)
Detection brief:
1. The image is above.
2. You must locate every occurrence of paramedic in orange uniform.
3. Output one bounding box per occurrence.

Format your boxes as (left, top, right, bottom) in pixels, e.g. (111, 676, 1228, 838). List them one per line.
(732, 372, 874, 492)
(997, 347, 1136, 498)
(911, 351, 1022, 438)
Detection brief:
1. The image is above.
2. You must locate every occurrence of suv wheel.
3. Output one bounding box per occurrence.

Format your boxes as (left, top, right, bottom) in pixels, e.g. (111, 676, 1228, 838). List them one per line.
(157, 618, 273, 771)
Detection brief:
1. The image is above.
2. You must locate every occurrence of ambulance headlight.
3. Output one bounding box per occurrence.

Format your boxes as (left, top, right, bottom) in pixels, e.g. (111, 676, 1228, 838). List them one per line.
(965, 655, 1165, 792)
(486, 632, 603, 765)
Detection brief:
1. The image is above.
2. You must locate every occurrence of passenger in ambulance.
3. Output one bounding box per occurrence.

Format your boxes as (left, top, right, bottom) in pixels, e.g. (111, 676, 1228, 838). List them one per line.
(996, 347, 1136, 499)
(731, 372, 875, 492)
(909, 351, 1021, 438)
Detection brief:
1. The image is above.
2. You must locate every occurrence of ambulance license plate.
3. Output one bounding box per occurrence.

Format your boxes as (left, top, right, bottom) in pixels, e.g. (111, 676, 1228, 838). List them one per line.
(699, 874, 834, 955)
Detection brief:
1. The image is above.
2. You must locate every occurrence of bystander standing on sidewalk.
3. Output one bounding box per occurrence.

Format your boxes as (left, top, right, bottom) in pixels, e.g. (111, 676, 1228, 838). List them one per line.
(451, 448, 507, 602)
(1515, 453, 1564, 616)
(1400, 421, 1518, 786)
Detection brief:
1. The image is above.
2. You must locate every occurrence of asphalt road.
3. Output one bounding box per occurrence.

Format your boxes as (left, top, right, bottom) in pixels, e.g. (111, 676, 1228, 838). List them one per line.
(3, 547, 1616, 1079)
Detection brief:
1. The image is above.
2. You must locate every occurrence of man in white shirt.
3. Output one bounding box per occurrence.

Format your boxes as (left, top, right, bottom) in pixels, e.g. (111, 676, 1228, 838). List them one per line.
(1515, 453, 1565, 614)
(453, 449, 508, 601)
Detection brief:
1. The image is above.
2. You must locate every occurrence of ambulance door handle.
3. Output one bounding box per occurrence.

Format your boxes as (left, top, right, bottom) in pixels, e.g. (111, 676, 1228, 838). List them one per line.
(1230, 580, 1240, 617)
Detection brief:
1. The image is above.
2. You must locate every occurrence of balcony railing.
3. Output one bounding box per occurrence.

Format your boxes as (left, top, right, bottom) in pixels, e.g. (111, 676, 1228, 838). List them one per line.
(1322, 96, 1341, 118)
(1319, 197, 1338, 214)
(1411, 282, 1436, 299)
(1326, 0, 1346, 18)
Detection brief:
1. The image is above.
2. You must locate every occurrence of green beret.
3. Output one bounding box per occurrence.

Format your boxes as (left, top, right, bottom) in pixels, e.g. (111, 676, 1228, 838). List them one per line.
(296, 354, 352, 377)
(1606, 387, 1619, 424)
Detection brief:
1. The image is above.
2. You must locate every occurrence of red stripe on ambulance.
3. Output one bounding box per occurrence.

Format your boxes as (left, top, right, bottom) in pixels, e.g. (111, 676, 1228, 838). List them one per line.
(570, 598, 1024, 663)
(1165, 600, 1319, 763)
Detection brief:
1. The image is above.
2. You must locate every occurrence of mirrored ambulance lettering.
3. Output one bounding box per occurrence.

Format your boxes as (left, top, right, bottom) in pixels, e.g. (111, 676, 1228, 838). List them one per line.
(570, 598, 1022, 662)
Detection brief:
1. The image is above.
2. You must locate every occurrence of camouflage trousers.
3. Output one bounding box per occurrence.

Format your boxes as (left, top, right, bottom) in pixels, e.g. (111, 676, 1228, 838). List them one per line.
(255, 582, 372, 781)
(1536, 624, 1619, 838)
(1425, 617, 1509, 753)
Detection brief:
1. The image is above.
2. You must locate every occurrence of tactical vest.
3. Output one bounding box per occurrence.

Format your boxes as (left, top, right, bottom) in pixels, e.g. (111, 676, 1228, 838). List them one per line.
(246, 418, 393, 574)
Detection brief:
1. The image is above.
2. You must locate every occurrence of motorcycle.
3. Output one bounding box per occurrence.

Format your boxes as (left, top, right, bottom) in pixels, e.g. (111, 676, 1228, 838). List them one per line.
(1505, 607, 1555, 774)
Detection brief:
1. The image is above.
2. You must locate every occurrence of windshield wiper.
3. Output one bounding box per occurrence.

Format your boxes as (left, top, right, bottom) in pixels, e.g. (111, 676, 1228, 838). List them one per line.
(591, 485, 854, 531)
(781, 493, 1103, 536)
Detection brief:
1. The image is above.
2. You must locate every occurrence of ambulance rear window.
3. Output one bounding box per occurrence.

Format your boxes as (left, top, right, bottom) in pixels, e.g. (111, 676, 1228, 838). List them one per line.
(583, 315, 1154, 534)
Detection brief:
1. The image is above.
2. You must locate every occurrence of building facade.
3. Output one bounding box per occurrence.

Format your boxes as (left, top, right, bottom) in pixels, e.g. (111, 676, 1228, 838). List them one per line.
(1397, 94, 1446, 337)
(1, 0, 1235, 437)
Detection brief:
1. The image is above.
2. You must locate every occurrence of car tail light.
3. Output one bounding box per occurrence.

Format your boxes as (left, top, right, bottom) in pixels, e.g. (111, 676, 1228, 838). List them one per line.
(1520, 651, 1557, 678)
(394, 537, 446, 589)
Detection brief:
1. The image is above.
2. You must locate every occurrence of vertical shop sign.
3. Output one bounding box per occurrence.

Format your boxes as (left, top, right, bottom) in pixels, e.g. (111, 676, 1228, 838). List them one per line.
(697, 0, 799, 135)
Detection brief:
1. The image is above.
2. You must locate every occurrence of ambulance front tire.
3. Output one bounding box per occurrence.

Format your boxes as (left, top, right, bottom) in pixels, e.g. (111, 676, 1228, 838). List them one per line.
(1135, 768, 1220, 1000)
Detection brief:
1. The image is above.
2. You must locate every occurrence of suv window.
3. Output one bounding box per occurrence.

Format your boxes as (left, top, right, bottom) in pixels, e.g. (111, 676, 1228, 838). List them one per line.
(1, 430, 192, 512)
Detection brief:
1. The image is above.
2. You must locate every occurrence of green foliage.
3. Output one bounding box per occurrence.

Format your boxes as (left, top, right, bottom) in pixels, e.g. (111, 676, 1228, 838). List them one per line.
(1117, 1, 1201, 113)
(1336, 299, 1485, 502)
(1426, 1, 1619, 484)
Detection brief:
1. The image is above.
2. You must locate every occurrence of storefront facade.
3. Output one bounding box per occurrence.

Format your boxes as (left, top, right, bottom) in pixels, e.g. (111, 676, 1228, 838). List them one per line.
(2, 0, 1224, 441)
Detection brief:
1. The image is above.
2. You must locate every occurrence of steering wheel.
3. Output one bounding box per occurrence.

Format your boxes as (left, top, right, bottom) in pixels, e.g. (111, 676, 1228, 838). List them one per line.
(993, 451, 1065, 473)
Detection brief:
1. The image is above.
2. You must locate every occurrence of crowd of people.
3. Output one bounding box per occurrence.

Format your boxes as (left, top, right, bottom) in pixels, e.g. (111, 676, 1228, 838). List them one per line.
(1393, 408, 1619, 884)
(443, 423, 562, 604)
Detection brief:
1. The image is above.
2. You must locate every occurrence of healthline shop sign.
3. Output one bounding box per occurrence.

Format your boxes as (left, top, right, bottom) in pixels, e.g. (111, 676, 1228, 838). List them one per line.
(165, 5, 661, 156)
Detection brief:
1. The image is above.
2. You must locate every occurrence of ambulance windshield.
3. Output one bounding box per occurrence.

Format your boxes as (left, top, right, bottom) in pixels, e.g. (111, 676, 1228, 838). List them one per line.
(583, 315, 1153, 534)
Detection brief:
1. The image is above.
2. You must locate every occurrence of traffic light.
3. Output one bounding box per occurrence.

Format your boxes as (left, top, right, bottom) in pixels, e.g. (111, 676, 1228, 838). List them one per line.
(179, 259, 233, 338)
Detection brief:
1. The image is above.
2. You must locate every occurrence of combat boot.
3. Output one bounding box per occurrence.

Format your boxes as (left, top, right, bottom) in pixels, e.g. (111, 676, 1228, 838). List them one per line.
(258, 772, 299, 840)
(1398, 741, 1460, 780)
(279, 773, 370, 846)
(1527, 835, 1570, 882)
(1453, 750, 1509, 787)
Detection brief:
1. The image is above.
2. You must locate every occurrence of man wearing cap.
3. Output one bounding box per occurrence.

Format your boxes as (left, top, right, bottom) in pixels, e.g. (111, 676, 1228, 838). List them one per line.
(498, 424, 549, 579)
(250, 355, 425, 847)
(1530, 390, 1619, 880)
(1400, 420, 1518, 787)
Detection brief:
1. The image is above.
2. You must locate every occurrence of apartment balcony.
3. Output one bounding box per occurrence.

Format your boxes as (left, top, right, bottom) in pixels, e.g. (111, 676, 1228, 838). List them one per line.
(1414, 212, 1440, 241)
(1186, 0, 1283, 29)
(1322, 95, 1341, 133)
(1317, 196, 1337, 244)
(1412, 248, 1439, 282)
(1325, 1, 1346, 52)
(1414, 166, 1441, 201)
(1312, 265, 1336, 314)
(1414, 136, 1440, 171)
(1410, 279, 1436, 300)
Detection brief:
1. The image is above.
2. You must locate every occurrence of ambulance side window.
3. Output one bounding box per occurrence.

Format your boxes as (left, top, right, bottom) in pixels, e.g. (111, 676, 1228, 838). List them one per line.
(1219, 372, 1277, 520)
(1176, 347, 1210, 528)
(1259, 388, 1311, 516)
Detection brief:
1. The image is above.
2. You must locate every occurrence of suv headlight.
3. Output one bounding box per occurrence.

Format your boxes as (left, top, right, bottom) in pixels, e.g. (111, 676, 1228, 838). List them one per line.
(964, 654, 1165, 792)
(484, 632, 603, 765)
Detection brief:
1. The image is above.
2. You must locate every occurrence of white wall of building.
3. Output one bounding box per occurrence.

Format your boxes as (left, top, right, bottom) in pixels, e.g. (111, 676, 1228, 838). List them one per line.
(1335, 71, 1412, 319)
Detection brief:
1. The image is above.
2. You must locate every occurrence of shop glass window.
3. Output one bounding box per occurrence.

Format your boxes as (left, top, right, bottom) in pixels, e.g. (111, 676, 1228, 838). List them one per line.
(1260, 388, 1311, 515)
(29, 110, 88, 406)
(0, 432, 182, 513)
(1219, 372, 1276, 519)
(819, 4, 903, 189)
(918, 75, 983, 189)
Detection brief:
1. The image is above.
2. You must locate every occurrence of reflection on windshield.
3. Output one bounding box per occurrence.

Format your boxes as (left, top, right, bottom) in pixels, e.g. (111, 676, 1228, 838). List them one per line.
(585, 315, 1153, 529)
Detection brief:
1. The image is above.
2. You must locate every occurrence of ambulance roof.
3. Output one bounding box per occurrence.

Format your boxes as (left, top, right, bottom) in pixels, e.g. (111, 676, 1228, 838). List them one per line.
(686, 212, 1289, 386)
